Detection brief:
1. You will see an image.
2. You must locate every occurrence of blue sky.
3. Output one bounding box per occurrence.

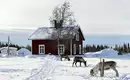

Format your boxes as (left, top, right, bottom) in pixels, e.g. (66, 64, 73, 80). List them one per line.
(0, 29, 130, 46)
(0, 29, 33, 46)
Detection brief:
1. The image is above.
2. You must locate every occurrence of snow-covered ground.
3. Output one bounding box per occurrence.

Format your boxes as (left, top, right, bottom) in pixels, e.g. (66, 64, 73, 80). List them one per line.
(0, 49, 130, 80)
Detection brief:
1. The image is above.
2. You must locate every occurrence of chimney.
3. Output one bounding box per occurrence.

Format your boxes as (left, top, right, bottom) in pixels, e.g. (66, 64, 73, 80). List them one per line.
(59, 20, 63, 27)
(54, 20, 57, 29)
(54, 20, 63, 29)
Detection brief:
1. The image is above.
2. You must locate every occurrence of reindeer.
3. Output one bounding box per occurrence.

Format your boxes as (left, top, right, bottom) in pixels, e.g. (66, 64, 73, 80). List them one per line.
(72, 56, 87, 67)
(60, 54, 70, 61)
(90, 61, 119, 77)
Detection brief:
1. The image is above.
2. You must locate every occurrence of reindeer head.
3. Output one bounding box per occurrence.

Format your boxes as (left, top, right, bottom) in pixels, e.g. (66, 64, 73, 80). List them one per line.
(68, 57, 70, 61)
(90, 69, 95, 76)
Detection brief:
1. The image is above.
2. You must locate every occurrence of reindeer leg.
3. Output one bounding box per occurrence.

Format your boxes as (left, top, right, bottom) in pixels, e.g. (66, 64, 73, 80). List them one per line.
(75, 62, 77, 67)
(86, 61, 87, 66)
(84, 61, 87, 67)
(80, 62, 81, 67)
(111, 66, 119, 77)
(72, 62, 75, 67)
(60, 57, 62, 61)
(67, 57, 70, 61)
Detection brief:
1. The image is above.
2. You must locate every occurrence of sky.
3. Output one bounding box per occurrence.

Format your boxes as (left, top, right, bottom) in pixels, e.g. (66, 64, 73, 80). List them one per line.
(0, 0, 130, 35)
(0, 0, 130, 46)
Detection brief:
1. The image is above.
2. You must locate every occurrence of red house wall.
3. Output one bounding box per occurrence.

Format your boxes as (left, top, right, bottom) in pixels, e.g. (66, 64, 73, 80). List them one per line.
(59, 40, 70, 55)
(32, 39, 72, 55)
(32, 40, 58, 55)
(71, 34, 83, 55)
(31, 32, 84, 55)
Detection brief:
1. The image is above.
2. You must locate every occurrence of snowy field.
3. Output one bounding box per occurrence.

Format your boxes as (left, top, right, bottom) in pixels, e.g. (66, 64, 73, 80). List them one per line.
(0, 49, 130, 80)
(0, 55, 130, 80)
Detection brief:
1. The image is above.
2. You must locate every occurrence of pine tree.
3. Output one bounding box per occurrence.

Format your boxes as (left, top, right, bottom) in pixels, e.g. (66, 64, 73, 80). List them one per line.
(26, 45, 31, 51)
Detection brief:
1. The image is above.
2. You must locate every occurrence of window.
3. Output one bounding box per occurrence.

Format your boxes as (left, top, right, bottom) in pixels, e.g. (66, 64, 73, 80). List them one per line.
(79, 45, 81, 54)
(39, 45, 45, 54)
(58, 44, 64, 54)
(73, 44, 76, 54)
(76, 33, 79, 41)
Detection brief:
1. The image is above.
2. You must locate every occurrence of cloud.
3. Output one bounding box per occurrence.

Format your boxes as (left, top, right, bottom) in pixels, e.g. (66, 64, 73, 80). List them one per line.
(0, 0, 130, 35)
(69, 0, 130, 35)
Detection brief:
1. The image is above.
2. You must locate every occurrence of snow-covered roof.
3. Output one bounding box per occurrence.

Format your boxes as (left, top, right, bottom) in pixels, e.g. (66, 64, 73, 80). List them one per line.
(0, 47, 17, 51)
(18, 48, 32, 56)
(28, 27, 80, 40)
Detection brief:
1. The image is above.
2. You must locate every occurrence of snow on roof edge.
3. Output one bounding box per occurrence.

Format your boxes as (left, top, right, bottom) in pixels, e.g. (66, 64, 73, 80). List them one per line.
(28, 26, 80, 40)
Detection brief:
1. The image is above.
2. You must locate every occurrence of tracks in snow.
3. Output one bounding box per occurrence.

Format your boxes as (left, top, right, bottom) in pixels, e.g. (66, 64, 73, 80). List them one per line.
(25, 55, 60, 80)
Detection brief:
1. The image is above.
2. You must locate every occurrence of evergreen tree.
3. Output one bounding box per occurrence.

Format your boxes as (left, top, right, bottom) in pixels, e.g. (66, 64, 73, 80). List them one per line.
(26, 45, 31, 51)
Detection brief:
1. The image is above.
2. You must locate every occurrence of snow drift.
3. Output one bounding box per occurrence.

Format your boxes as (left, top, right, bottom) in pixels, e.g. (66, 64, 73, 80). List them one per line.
(84, 48, 118, 58)
(0, 54, 130, 80)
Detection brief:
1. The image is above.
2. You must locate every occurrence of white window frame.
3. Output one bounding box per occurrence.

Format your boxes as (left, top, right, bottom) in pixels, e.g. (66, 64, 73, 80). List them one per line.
(58, 44, 64, 55)
(73, 44, 76, 54)
(79, 45, 81, 54)
(39, 44, 45, 54)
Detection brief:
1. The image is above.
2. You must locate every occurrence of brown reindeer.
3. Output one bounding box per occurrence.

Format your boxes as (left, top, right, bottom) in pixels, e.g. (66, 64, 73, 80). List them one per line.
(60, 54, 70, 61)
(90, 61, 119, 77)
(72, 56, 87, 67)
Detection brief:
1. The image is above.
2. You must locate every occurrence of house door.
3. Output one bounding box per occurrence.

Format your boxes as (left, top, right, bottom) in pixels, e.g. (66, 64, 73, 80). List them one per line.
(58, 45, 64, 55)
(39, 44, 45, 54)
(73, 44, 76, 55)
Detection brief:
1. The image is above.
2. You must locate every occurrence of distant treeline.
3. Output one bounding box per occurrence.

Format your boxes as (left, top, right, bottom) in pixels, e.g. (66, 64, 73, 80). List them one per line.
(0, 41, 31, 51)
(84, 43, 130, 55)
(114, 43, 130, 55)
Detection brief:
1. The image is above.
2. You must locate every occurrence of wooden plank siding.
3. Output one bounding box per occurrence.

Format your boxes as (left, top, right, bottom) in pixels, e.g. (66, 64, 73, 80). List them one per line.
(32, 40, 57, 55)
(32, 38, 83, 55)
(72, 34, 83, 55)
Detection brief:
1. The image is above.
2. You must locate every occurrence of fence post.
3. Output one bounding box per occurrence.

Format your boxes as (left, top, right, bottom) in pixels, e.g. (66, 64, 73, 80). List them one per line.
(100, 59, 105, 77)
(100, 58, 101, 63)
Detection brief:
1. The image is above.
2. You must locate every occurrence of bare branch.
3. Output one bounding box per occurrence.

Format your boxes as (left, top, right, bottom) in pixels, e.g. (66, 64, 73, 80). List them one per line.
(49, 2, 76, 27)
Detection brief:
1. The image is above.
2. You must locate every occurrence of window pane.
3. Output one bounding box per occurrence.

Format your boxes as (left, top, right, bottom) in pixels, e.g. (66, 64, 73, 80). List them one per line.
(58, 45, 64, 54)
(39, 45, 45, 54)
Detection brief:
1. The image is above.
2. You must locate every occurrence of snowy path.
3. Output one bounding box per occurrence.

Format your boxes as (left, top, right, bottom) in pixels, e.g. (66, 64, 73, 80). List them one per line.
(26, 55, 60, 80)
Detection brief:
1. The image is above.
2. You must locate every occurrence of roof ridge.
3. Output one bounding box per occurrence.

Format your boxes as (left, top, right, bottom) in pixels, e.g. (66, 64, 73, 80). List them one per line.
(28, 26, 82, 40)
(38, 26, 77, 28)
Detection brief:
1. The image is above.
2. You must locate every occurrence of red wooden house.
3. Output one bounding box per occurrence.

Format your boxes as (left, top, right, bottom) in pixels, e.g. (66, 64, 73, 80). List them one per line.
(28, 26, 85, 55)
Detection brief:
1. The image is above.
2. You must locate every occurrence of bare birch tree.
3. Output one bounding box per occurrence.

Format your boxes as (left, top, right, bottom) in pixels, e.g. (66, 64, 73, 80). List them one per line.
(49, 2, 76, 27)
(49, 2, 77, 56)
